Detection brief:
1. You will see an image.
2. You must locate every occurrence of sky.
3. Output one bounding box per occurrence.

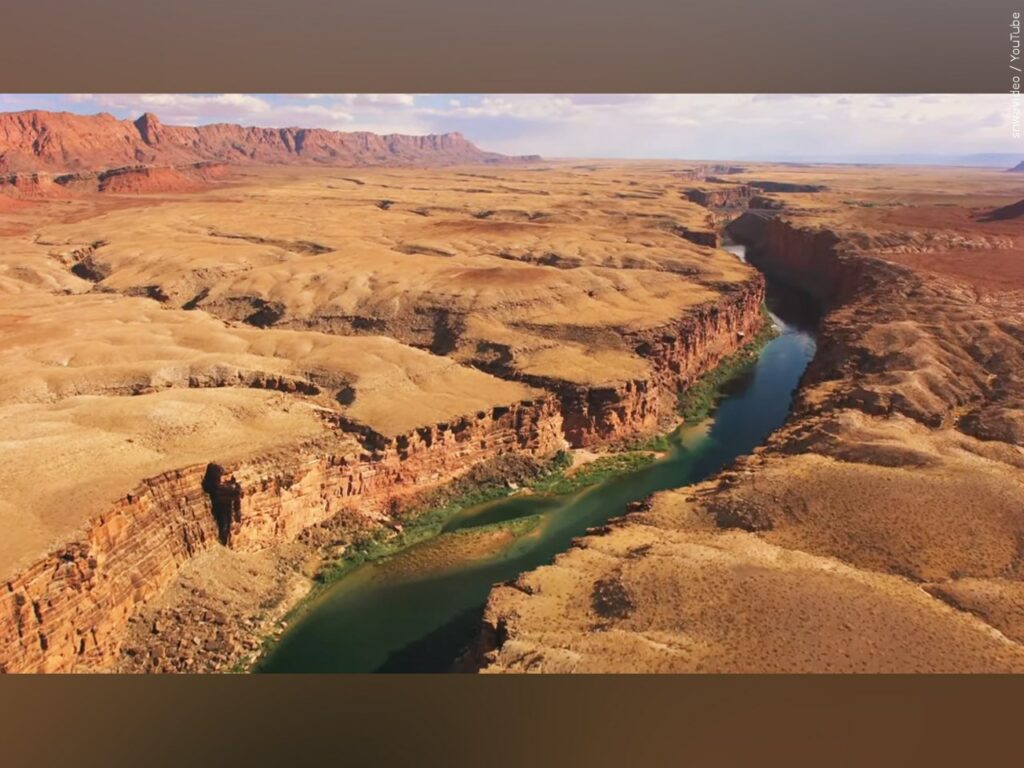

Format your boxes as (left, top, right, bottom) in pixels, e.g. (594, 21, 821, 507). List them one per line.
(0, 93, 1019, 163)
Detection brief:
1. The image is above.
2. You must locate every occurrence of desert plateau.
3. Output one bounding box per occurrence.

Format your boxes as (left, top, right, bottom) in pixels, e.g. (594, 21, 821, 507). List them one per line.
(1, 105, 1023, 674)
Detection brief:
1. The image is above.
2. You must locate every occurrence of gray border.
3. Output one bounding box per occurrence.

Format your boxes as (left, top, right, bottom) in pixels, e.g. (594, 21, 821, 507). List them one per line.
(1, 0, 1015, 92)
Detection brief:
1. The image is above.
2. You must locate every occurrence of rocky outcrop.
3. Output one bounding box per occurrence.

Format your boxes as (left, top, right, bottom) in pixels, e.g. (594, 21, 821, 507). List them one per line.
(0, 162, 229, 197)
(682, 184, 752, 209)
(748, 180, 826, 193)
(637, 281, 764, 384)
(0, 110, 532, 175)
(0, 398, 564, 672)
(748, 194, 784, 210)
(979, 198, 1024, 221)
(0, 465, 217, 673)
(519, 279, 765, 446)
(726, 212, 862, 307)
(218, 400, 566, 551)
(1007, 161, 1024, 172)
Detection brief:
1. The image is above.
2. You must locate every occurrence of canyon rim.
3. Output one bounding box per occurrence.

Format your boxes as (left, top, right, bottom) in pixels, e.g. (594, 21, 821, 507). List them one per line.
(1, 98, 1023, 674)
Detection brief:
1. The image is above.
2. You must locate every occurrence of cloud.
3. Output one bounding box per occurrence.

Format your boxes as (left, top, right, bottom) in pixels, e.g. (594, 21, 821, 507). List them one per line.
(343, 94, 416, 107)
(433, 95, 579, 121)
(71, 93, 272, 116)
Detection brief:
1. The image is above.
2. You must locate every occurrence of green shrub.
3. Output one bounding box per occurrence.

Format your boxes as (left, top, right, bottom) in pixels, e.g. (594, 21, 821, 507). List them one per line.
(677, 307, 777, 424)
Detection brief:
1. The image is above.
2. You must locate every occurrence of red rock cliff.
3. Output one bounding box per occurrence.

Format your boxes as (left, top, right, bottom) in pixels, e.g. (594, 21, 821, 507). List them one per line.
(0, 110, 534, 174)
(0, 398, 564, 672)
(726, 212, 863, 307)
(522, 277, 766, 446)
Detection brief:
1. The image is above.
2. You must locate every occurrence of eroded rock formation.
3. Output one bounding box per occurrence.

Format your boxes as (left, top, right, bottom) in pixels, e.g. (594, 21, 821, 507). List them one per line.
(682, 184, 752, 209)
(0, 159, 768, 672)
(479, 175, 1024, 673)
(0, 110, 535, 176)
(0, 398, 564, 672)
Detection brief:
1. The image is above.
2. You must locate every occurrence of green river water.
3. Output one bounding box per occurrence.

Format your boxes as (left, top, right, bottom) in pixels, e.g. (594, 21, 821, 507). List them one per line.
(259, 245, 818, 673)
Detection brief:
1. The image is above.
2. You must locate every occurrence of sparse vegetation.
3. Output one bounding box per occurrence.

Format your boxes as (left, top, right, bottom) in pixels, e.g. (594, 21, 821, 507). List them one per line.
(252, 446, 660, 667)
(613, 432, 676, 453)
(677, 307, 778, 424)
(312, 453, 569, 587)
(531, 452, 658, 496)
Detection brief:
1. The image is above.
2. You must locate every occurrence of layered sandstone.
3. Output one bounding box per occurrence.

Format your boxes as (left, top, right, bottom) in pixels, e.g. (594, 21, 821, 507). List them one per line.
(0, 161, 765, 672)
(1, 395, 565, 673)
(682, 184, 752, 209)
(480, 164, 1024, 673)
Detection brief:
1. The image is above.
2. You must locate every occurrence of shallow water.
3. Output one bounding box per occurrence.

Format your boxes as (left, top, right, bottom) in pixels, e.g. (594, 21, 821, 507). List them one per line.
(259, 245, 818, 673)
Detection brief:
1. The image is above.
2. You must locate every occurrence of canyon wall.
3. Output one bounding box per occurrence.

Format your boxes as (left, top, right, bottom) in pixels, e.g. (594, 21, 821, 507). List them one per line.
(478, 206, 1024, 673)
(509, 278, 765, 447)
(0, 398, 564, 672)
(734, 214, 1024, 440)
(683, 185, 752, 209)
(0, 465, 218, 673)
(192, 277, 767, 449)
(726, 212, 864, 307)
(0, 275, 767, 672)
(218, 399, 566, 551)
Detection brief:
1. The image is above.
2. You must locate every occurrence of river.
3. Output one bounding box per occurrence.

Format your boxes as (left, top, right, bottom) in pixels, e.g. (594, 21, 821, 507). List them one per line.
(258, 244, 818, 673)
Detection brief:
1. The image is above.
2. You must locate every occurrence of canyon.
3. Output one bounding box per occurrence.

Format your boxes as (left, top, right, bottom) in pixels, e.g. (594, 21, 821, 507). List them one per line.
(2, 110, 1023, 673)
(480, 165, 1024, 673)
(0, 115, 764, 671)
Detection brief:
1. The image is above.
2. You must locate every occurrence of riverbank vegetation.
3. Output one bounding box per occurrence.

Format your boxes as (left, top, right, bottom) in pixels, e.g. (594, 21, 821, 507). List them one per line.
(677, 307, 777, 424)
(250, 308, 780, 671)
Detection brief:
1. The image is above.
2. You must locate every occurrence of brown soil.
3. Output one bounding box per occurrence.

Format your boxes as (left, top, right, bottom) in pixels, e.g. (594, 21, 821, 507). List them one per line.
(480, 162, 1024, 674)
(0, 157, 763, 672)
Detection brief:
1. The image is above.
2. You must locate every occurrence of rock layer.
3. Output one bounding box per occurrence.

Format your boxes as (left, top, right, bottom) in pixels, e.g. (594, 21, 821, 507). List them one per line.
(480, 172, 1024, 673)
(0, 398, 564, 672)
(0, 159, 768, 671)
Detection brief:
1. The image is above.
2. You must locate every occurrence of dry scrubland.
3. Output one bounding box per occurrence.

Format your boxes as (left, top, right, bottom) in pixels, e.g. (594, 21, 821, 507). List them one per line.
(0, 164, 749, 575)
(0, 162, 762, 671)
(3, 157, 1024, 673)
(481, 163, 1024, 673)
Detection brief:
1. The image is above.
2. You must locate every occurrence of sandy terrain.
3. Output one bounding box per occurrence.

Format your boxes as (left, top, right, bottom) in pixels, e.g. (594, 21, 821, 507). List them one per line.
(5, 146, 1023, 673)
(480, 162, 1024, 673)
(0, 163, 750, 576)
(18, 164, 746, 387)
(0, 157, 768, 671)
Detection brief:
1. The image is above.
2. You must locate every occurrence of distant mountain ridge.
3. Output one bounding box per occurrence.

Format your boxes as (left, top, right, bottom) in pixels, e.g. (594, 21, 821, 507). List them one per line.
(1009, 161, 1024, 172)
(0, 110, 538, 173)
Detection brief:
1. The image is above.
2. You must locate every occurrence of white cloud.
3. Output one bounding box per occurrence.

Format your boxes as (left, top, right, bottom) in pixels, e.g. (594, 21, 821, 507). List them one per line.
(434, 95, 579, 121)
(342, 94, 416, 107)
